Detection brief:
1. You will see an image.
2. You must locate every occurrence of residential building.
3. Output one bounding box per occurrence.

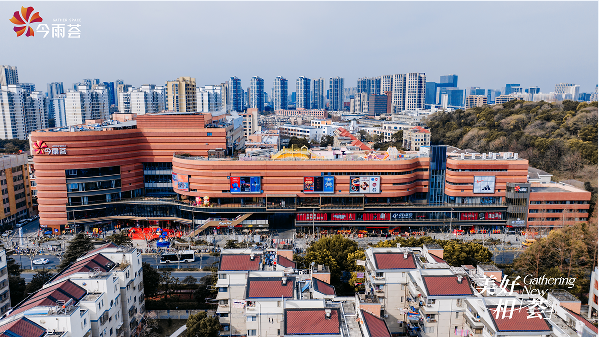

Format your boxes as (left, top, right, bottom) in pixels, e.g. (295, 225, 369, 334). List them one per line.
(555, 83, 580, 101)
(296, 77, 311, 109)
(0, 154, 33, 229)
(103, 81, 116, 107)
(357, 77, 371, 95)
(494, 95, 517, 104)
(392, 73, 426, 112)
(380, 75, 393, 95)
(166, 77, 197, 112)
(47, 82, 64, 99)
(0, 66, 18, 87)
(312, 78, 325, 109)
(275, 109, 328, 119)
(329, 77, 344, 111)
(114, 81, 131, 111)
(65, 84, 110, 126)
(0, 250, 9, 314)
(53, 94, 67, 127)
(248, 76, 264, 112)
(403, 126, 430, 151)
(243, 108, 259, 138)
(0, 85, 48, 139)
(279, 124, 321, 141)
(19, 83, 35, 93)
(228, 77, 243, 112)
(487, 89, 501, 104)
(273, 77, 288, 111)
(590, 85, 598, 102)
(465, 95, 487, 108)
(197, 85, 223, 112)
(119, 85, 166, 115)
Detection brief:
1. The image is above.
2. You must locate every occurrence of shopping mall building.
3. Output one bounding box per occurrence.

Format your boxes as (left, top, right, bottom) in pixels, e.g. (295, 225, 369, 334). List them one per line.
(29, 113, 591, 234)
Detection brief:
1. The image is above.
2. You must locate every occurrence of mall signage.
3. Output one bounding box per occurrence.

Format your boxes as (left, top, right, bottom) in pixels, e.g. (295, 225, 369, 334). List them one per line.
(349, 176, 381, 194)
(303, 176, 335, 193)
(230, 176, 261, 193)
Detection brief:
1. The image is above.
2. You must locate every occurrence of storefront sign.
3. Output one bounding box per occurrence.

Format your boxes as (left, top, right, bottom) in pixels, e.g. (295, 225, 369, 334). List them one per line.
(230, 176, 261, 193)
(363, 213, 390, 221)
(330, 213, 356, 221)
(296, 213, 328, 221)
(514, 185, 528, 193)
(392, 212, 413, 219)
(485, 212, 502, 220)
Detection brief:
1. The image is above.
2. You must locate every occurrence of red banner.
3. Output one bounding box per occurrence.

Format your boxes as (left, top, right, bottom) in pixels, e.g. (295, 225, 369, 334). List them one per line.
(363, 213, 390, 221)
(296, 213, 328, 221)
(330, 213, 356, 221)
(485, 212, 502, 220)
(460, 212, 478, 220)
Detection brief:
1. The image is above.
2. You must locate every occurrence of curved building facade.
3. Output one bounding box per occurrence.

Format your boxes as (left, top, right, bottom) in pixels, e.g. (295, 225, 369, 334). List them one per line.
(30, 114, 590, 234)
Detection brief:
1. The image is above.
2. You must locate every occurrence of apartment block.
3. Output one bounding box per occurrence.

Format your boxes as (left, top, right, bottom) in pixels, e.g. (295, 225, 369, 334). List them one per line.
(273, 77, 288, 111)
(403, 126, 431, 151)
(65, 85, 110, 126)
(119, 85, 166, 115)
(465, 95, 488, 109)
(0, 66, 18, 87)
(166, 77, 197, 112)
(0, 85, 48, 139)
(0, 250, 9, 314)
(311, 78, 325, 109)
(296, 77, 311, 110)
(392, 73, 426, 112)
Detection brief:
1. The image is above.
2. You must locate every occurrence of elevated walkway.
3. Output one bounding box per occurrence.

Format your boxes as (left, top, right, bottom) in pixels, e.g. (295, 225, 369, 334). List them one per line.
(187, 213, 253, 237)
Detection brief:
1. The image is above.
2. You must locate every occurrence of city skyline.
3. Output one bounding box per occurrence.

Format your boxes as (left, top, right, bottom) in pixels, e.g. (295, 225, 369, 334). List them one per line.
(2, 2, 597, 94)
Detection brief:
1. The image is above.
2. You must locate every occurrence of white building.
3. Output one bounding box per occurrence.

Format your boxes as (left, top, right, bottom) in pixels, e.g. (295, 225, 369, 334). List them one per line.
(0, 242, 145, 337)
(0, 66, 18, 87)
(0, 85, 48, 140)
(555, 83, 580, 101)
(119, 85, 166, 115)
(197, 85, 223, 112)
(279, 124, 321, 141)
(0, 250, 9, 315)
(53, 94, 68, 127)
(273, 77, 288, 111)
(65, 85, 110, 126)
(380, 75, 393, 95)
(311, 78, 325, 110)
(392, 73, 426, 113)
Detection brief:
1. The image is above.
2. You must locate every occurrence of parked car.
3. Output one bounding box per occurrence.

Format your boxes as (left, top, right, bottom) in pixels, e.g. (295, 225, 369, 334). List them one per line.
(32, 258, 50, 265)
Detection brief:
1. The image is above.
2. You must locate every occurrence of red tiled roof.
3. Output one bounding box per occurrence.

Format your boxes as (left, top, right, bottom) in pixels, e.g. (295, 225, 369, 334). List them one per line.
(565, 308, 598, 334)
(412, 126, 430, 134)
(373, 253, 416, 269)
(56, 253, 115, 281)
(11, 280, 87, 316)
(422, 276, 473, 296)
(361, 310, 391, 337)
(85, 242, 118, 257)
(277, 255, 296, 269)
(489, 306, 552, 332)
(220, 254, 261, 271)
(313, 278, 335, 295)
(0, 317, 45, 337)
(246, 278, 294, 298)
(285, 309, 341, 335)
(337, 127, 373, 151)
(430, 254, 447, 264)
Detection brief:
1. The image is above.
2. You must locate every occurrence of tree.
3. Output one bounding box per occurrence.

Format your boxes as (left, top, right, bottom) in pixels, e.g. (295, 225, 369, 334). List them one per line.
(142, 262, 160, 298)
(320, 135, 334, 147)
(182, 275, 197, 286)
(304, 235, 360, 291)
(193, 273, 217, 306)
(106, 232, 132, 246)
(9, 275, 25, 306)
(391, 130, 403, 143)
(25, 270, 55, 295)
(57, 233, 95, 270)
(185, 311, 220, 337)
(160, 270, 177, 298)
(224, 240, 240, 249)
(288, 136, 310, 149)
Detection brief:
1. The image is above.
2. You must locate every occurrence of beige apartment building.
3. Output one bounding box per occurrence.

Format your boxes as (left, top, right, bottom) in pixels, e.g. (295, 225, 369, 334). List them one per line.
(166, 77, 197, 112)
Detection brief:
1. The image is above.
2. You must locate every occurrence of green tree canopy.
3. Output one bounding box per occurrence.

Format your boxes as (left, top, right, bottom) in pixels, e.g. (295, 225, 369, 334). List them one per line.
(288, 136, 310, 149)
(142, 262, 160, 298)
(106, 232, 132, 246)
(25, 270, 55, 296)
(303, 235, 360, 289)
(57, 233, 95, 270)
(320, 135, 335, 147)
(185, 311, 220, 337)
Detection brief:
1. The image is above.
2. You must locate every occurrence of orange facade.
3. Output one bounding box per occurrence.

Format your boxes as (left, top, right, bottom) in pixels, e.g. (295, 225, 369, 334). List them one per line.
(30, 114, 226, 228)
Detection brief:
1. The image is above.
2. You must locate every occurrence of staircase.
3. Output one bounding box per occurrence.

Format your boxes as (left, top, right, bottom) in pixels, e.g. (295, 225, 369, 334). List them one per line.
(187, 213, 253, 237)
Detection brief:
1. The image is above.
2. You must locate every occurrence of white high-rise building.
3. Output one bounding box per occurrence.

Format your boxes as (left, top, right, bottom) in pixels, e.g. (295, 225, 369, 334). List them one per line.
(273, 76, 288, 111)
(0, 66, 18, 87)
(65, 85, 109, 126)
(0, 85, 48, 139)
(391, 73, 426, 112)
(119, 85, 166, 115)
(380, 74, 393, 94)
(197, 85, 223, 112)
(249, 76, 264, 112)
(555, 83, 580, 101)
(312, 78, 325, 109)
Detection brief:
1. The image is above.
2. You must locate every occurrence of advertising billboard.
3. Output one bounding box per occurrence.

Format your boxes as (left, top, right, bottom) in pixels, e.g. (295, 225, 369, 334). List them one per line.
(514, 185, 528, 193)
(362, 213, 390, 221)
(296, 213, 328, 221)
(330, 213, 356, 221)
(473, 176, 495, 194)
(460, 212, 479, 220)
(230, 176, 261, 193)
(349, 176, 381, 194)
(303, 176, 335, 193)
(485, 212, 503, 220)
(175, 174, 189, 192)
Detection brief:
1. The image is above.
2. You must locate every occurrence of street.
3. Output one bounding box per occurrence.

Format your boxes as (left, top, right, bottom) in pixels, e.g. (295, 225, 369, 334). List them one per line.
(21, 270, 212, 283)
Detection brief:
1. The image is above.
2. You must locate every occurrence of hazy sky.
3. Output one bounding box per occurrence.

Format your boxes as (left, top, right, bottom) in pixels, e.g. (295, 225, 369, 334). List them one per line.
(3, 1, 598, 94)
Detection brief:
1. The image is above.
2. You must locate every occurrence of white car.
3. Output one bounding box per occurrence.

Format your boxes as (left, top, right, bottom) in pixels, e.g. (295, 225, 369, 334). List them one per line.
(32, 258, 49, 265)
